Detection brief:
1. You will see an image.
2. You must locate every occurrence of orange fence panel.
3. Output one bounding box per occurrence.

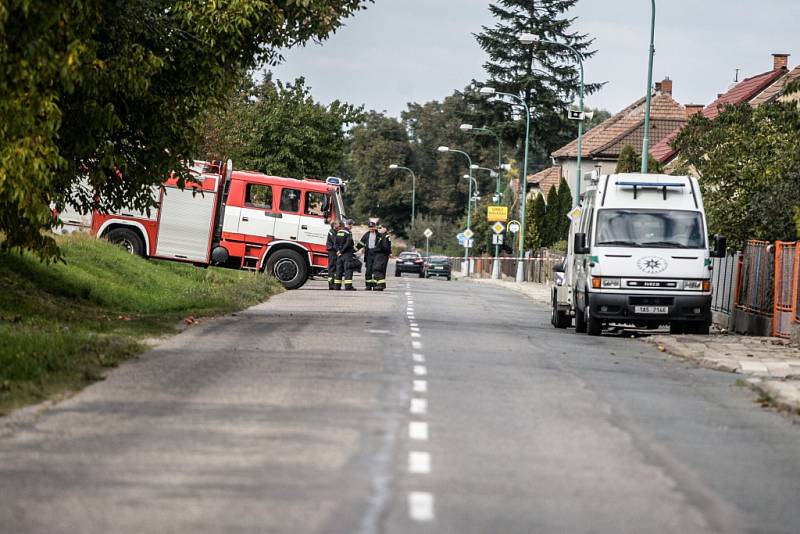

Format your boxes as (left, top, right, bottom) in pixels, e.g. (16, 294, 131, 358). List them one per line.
(773, 241, 800, 338)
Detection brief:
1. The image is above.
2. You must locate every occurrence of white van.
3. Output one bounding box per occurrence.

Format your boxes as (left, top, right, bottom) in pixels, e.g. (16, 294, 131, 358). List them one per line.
(555, 173, 726, 336)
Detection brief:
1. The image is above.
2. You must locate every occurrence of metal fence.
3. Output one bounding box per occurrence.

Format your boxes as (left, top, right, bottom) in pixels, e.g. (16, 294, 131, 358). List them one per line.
(448, 251, 565, 284)
(773, 241, 800, 338)
(711, 253, 739, 315)
(734, 240, 774, 316)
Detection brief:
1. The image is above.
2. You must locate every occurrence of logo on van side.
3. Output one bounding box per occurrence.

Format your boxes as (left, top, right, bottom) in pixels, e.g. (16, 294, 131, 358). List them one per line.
(637, 256, 668, 274)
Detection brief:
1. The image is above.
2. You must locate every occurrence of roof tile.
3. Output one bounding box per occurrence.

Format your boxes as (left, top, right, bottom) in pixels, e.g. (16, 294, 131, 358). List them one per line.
(552, 92, 686, 159)
(650, 67, 790, 162)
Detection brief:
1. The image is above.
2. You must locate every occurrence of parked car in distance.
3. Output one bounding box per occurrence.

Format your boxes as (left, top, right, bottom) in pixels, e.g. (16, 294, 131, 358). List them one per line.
(424, 256, 452, 280)
(395, 251, 425, 277)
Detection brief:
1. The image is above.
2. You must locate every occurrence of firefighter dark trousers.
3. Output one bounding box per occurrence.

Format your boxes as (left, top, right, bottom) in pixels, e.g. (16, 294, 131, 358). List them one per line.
(334, 252, 355, 288)
(372, 253, 389, 290)
(364, 253, 376, 289)
(327, 251, 337, 288)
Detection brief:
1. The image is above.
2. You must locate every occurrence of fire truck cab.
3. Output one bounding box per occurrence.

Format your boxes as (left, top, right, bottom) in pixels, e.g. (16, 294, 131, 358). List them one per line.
(90, 161, 345, 289)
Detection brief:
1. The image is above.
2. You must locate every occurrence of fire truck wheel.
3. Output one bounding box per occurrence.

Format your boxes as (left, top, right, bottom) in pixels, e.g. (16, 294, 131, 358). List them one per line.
(106, 227, 145, 257)
(265, 249, 308, 290)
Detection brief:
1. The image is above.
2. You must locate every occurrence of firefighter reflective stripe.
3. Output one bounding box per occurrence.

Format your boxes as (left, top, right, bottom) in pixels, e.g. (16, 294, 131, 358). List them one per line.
(343, 280, 353, 285)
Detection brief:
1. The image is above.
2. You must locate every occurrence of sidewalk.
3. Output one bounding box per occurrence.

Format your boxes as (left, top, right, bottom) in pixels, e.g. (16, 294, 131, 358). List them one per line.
(468, 277, 800, 414)
(466, 277, 551, 305)
(645, 334, 800, 414)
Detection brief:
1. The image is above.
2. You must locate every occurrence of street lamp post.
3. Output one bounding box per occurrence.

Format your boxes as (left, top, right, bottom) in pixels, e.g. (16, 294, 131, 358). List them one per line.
(479, 87, 531, 283)
(461, 124, 505, 279)
(519, 33, 585, 207)
(641, 0, 656, 173)
(437, 146, 474, 277)
(388, 164, 417, 227)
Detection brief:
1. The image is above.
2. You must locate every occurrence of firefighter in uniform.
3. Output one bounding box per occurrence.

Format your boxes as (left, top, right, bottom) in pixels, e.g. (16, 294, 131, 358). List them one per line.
(356, 221, 379, 290)
(371, 225, 392, 291)
(333, 219, 356, 291)
(326, 220, 341, 290)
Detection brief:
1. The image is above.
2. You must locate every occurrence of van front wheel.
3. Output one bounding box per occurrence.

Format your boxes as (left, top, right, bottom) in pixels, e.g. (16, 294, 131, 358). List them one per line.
(575, 296, 587, 334)
(587, 309, 603, 336)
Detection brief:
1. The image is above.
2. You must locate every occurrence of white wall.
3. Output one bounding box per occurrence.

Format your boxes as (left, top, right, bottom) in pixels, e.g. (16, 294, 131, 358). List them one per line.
(557, 158, 618, 198)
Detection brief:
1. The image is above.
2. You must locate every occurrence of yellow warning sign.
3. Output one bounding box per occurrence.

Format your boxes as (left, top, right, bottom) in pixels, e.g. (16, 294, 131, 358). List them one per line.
(487, 206, 508, 222)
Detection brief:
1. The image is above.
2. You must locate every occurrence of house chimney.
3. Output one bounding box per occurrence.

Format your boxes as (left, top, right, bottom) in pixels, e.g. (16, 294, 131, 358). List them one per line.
(685, 104, 704, 117)
(660, 77, 673, 95)
(773, 53, 790, 70)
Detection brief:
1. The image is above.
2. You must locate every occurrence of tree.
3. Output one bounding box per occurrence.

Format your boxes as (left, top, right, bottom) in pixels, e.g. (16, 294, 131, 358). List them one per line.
(474, 0, 602, 182)
(1, 0, 371, 259)
(554, 177, 573, 241)
(543, 185, 560, 246)
(615, 144, 663, 174)
(616, 145, 639, 173)
(672, 102, 800, 247)
(528, 193, 548, 250)
(407, 215, 462, 256)
(348, 112, 414, 234)
(584, 108, 612, 131)
(199, 75, 362, 179)
(401, 91, 496, 220)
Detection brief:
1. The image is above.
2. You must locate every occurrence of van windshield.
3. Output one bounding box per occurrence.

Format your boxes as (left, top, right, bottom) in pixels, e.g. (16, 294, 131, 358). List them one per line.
(595, 209, 705, 249)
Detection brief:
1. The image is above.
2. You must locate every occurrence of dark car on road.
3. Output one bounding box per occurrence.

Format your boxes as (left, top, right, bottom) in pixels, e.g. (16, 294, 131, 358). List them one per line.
(424, 256, 452, 280)
(395, 251, 425, 277)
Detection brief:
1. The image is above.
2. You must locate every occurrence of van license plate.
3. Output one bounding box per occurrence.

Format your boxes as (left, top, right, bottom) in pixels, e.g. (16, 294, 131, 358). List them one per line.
(635, 306, 668, 314)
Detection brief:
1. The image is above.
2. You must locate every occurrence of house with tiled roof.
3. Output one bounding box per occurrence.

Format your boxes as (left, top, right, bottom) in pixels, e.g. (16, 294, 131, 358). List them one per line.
(544, 77, 687, 198)
(650, 53, 799, 167)
(528, 165, 563, 199)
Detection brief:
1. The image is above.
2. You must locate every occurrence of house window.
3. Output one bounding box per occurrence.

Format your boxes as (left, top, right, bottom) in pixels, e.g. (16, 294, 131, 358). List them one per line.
(245, 184, 272, 210)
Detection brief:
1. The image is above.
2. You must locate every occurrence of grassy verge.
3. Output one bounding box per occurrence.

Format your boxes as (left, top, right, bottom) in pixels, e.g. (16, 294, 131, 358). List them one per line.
(0, 234, 283, 414)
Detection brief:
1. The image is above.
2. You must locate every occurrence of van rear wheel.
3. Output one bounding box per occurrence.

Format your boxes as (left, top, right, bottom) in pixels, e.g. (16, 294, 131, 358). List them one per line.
(265, 249, 308, 290)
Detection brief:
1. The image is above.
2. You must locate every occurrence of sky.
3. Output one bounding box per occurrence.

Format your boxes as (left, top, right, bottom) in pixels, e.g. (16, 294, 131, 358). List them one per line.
(271, 0, 799, 117)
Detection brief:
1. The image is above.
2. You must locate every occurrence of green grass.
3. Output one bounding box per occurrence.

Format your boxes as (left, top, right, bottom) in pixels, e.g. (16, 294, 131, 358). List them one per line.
(0, 234, 283, 414)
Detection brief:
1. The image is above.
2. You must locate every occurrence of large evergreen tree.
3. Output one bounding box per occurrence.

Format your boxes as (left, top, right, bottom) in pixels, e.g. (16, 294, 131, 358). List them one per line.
(474, 0, 601, 180)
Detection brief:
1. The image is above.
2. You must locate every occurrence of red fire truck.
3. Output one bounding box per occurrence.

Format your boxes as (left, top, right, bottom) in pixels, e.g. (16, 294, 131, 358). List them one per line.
(62, 160, 346, 289)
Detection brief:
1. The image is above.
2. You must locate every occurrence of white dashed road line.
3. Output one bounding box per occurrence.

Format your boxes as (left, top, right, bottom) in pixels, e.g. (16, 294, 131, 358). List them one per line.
(408, 421, 429, 441)
(404, 288, 436, 523)
(410, 398, 428, 415)
(408, 492, 435, 522)
(408, 451, 431, 474)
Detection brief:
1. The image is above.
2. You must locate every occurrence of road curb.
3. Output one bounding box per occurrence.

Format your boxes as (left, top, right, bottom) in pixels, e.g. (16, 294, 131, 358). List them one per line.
(745, 378, 800, 415)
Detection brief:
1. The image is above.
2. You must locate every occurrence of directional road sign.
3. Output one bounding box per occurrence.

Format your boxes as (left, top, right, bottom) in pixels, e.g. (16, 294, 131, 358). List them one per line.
(492, 234, 504, 245)
(423, 228, 433, 238)
(456, 232, 466, 245)
(462, 228, 474, 240)
(491, 221, 505, 234)
(507, 220, 521, 234)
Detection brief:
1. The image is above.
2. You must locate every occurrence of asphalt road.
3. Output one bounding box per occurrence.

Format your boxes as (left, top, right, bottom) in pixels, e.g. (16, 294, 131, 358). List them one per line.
(1, 272, 799, 533)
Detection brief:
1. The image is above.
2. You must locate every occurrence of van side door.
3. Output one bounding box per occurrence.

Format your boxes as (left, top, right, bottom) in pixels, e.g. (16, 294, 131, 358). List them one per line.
(273, 187, 302, 241)
(297, 190, 330, 246)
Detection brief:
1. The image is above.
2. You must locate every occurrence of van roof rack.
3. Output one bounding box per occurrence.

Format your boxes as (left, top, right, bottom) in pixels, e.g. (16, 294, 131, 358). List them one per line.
(614, 180, 685, 200)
